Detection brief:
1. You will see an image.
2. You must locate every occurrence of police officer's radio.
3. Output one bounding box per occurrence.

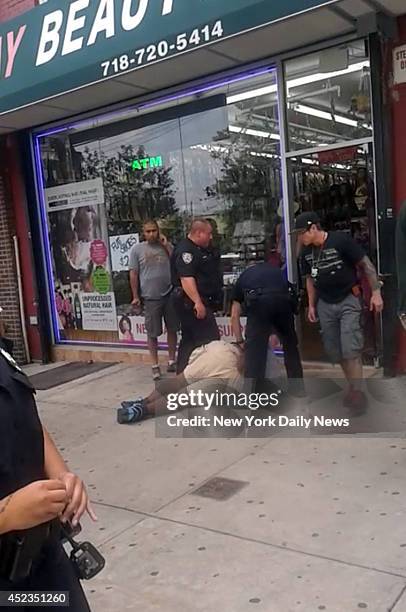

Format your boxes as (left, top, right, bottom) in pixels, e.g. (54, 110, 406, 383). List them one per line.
(61, 524, 105, 580)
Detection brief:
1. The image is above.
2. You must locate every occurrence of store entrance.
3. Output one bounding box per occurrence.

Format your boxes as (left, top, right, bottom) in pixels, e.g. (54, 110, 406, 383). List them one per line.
(290, 142, 381, 364)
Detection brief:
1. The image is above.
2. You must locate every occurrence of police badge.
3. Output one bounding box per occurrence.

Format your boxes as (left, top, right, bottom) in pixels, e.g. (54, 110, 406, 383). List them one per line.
(182, 252, 193, 264)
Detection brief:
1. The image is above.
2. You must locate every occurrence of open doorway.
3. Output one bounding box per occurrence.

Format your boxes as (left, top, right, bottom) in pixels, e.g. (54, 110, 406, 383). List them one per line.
(290, 143, 380, 364)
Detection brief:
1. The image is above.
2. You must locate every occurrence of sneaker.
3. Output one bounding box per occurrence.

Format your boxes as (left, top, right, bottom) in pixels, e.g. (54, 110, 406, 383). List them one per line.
(343, 390, 368, 417)
(152, 365, 161, 381)
(167, 361, 177, 373)
(117, 399, 145, 424)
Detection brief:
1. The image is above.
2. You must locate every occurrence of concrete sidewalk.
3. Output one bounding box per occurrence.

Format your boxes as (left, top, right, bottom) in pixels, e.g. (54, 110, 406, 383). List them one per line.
(34, 363, 406, 612)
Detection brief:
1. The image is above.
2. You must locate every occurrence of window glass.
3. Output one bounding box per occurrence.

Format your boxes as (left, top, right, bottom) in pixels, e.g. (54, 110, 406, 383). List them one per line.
(37, 69, 282, 346)
(285, 41, 373, 151)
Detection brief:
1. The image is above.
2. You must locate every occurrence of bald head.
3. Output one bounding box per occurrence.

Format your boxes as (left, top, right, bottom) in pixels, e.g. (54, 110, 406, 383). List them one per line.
(188, 219, 212, 248)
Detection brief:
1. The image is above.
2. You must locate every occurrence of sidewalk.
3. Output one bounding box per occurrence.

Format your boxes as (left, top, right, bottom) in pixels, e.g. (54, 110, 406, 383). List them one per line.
(34, 363, 406, 612)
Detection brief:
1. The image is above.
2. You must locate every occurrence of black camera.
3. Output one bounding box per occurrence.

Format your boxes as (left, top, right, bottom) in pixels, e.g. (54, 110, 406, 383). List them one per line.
(70, 542, 105, 581)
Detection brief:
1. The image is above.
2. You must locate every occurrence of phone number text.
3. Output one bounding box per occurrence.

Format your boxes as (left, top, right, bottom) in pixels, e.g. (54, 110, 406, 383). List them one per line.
(101, 20, 224, 78)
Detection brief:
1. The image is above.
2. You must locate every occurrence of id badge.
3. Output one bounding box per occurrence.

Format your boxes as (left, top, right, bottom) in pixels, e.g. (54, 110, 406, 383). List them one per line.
(311, 267, 319, 279)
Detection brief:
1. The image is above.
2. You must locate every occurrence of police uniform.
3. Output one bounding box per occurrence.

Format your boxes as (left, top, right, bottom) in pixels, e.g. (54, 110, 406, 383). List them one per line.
(233, 263, 303, 392)
(171, 238, 222, 373)
(0, 350, 90, 611)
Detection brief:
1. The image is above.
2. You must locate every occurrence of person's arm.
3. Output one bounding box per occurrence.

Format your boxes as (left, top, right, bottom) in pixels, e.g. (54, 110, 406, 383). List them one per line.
(129, 247, 141, 305)
(43, 427, 97, 526)
(231, 301, 244, 344)
(306, 276, 318, 323)
(130, 269, 140, 305)
(180, 277, 206, 319)
(357, 255, 384, 313)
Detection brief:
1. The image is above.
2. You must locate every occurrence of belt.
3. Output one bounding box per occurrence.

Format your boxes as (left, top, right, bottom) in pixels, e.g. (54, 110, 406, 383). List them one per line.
(0, 521, 58, 583)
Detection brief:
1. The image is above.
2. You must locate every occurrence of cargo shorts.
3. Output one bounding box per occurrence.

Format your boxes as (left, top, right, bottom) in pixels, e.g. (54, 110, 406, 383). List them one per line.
(144, 294, 179, 339)
(317, 294, 364, 363)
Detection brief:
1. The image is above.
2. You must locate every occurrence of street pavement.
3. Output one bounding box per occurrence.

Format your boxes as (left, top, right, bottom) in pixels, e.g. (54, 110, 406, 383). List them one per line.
(28, 361, 406, 612)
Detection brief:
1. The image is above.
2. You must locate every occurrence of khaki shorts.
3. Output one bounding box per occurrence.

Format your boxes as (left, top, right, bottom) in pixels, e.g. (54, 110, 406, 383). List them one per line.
(183, 341, 243, 390)
(144, 295, 179, 339)
(317, 294, 364, 363)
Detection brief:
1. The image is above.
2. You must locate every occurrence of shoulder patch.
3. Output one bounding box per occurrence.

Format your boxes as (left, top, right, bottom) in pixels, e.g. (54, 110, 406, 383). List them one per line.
(182, 252, 193, 264)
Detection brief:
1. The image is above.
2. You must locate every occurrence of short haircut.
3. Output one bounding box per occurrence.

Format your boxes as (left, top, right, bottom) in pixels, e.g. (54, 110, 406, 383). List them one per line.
(189, 218, 211, 234)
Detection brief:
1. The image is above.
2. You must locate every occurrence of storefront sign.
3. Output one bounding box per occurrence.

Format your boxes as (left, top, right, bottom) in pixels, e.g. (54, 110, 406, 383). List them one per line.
(317, 146, 357, 165)
(118, 315, 247, 345)
(109, 233, 139, 272)
(131, 156, 163, 171)
(45, 178, 104, 211)
(0, 0, 338, 115)
(80, 292, 117, 331)
(394, 45, 406, 85)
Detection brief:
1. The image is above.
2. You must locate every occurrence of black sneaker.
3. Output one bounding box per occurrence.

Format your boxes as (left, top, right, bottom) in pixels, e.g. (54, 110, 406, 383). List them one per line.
(167, 362, 177, 373)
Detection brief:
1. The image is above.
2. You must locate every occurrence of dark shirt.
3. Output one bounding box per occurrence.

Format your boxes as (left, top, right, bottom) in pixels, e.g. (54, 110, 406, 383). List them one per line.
(300, 231, 365, 304)
(232, 263, 289, 303)
(171, 238, 223, 302)
(0, 351, 44, 501)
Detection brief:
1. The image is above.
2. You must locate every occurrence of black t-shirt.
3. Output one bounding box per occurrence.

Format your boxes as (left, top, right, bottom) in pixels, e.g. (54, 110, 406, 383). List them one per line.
(171, 238, 223, 301)
(300, 232, 365, 304)
(232, 263, 289, 303)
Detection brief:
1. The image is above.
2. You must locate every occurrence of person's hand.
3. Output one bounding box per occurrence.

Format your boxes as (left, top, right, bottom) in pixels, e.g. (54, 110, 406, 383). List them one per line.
(4, 480, 68, 531)
(370, 291, 384, 314)
(131, 297, 141, 307)
(60, 472, 98, 527)
(194, 301, 206, 320)
(308, 305, 318, 323)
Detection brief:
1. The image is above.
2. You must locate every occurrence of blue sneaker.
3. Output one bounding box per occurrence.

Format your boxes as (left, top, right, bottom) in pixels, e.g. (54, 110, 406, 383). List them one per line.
(117, 399, 145, 424)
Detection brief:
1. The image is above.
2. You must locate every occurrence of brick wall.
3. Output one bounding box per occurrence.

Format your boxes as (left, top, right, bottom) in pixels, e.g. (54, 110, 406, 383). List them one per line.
(0, 144, 26, 363)
(0, 0, 36, 22)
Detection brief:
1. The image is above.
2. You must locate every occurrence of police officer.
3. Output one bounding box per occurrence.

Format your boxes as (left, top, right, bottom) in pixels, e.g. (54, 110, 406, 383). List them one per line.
(0, 349, 97, 610)
(231, 262, 304, 394)
(172, 219, 222, 374)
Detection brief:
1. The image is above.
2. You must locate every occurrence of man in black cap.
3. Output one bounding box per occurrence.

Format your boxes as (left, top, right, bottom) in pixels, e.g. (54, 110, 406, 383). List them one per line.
(293, 212, 383, 414)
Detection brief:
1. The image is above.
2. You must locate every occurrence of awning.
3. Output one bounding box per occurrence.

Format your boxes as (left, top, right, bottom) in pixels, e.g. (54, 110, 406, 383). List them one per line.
(0, 0, 403, 134)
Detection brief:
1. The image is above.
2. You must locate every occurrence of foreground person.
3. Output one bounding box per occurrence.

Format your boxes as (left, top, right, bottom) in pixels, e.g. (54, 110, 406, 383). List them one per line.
(0, 349, 97, 611)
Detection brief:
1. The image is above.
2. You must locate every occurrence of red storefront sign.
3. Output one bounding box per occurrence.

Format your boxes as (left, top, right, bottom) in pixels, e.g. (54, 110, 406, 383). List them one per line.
(317, 146, 358, 165)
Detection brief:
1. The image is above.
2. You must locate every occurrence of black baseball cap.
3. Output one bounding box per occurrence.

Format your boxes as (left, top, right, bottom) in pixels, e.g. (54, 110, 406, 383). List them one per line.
(290, 212, 320, 234)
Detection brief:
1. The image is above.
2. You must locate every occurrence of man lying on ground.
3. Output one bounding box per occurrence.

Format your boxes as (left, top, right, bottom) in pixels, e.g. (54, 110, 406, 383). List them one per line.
(118, 340, 245, 423)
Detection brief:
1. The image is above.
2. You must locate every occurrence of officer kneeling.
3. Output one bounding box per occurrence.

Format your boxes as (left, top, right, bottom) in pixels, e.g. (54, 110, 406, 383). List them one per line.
(0, 349, 98, 611)
(231, 262, 304, 396)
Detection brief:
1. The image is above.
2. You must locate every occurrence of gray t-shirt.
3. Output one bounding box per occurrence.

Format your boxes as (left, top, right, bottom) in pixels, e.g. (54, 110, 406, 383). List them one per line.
(129, 241, 172, 299)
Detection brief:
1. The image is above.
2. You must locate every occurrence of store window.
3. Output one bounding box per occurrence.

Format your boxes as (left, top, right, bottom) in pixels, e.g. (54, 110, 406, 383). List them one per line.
(285, 41, 372, 151)
(36, 69, 282, 347)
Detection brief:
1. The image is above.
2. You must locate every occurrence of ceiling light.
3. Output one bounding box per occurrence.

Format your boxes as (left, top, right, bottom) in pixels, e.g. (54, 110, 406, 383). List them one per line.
(294, 104, 369, 128)
(229, 125, 280, 140)
(287, 61, 370, 91)
(226, 61, 369, 105)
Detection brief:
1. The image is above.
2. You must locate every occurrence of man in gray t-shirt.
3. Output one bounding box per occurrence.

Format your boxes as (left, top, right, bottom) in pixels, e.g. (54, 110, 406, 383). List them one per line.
(129, 220, 178, 380)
